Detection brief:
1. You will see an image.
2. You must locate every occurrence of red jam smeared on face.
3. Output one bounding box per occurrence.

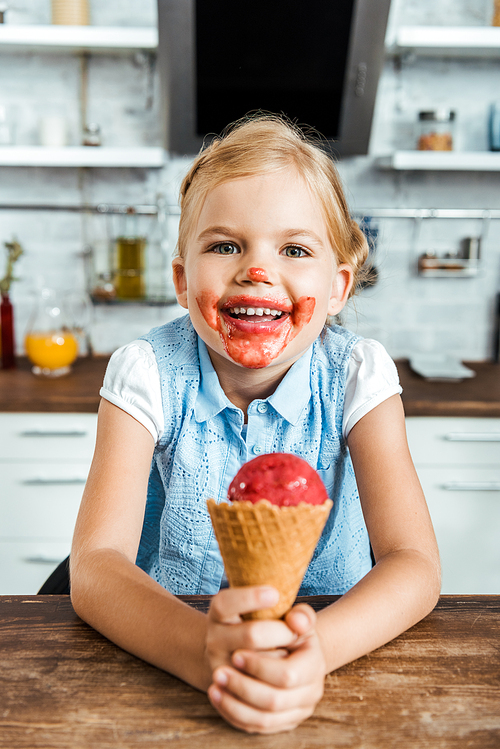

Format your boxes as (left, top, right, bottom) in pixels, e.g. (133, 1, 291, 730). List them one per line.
(196, 292, 315, 369)
(247, 267, 269, 283)
(196, 291, 219, 331)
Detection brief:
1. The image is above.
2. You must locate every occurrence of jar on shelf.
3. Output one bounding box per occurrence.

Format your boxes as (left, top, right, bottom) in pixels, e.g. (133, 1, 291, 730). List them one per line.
(115, 236, 147, 300)
(493, 0, 500, 26)
(417, 110, 455, 151)
(51, 0, 90, 25)
(82, 123, 101, 147)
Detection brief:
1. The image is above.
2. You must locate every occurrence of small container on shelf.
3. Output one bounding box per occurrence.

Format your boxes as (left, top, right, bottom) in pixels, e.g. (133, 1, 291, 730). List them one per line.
(114, 236, 146, 300)
(51, 0, 90, 25)
(493, 0, 500, 26)
(82, 123, 101, 147)
(417, 110, 455, 151)
(488, 103, 500, 151)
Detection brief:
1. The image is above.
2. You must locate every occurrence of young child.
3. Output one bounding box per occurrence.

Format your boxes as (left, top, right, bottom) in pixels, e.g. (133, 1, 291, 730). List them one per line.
(71, 115, 440, 735)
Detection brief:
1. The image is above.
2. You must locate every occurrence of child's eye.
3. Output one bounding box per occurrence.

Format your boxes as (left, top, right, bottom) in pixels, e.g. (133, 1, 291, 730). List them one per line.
(283, 245, 308, 258)
(211, 242, 239, 255)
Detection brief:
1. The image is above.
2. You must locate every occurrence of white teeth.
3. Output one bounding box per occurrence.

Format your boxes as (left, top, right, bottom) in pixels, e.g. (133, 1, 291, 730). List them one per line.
(228, 306, 283, 316)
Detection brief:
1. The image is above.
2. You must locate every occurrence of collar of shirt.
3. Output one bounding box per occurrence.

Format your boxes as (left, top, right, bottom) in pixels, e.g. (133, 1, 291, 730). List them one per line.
(194, 337, 313, 426)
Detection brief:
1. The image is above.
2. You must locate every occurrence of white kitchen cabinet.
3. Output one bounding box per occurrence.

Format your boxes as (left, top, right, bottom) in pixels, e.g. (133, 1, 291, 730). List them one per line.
(0, 412, 97, 594)
(405, 417, 500, 594)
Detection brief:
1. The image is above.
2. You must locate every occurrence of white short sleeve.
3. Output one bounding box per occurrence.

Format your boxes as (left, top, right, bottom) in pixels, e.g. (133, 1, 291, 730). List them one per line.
(100, 339, 164, 443)
(343, 339, 402, 439)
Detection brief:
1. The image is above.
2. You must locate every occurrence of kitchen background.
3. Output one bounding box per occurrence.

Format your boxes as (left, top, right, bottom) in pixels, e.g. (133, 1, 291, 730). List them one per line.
(1, 0, 499, 598)
(1, 0, 499, 361)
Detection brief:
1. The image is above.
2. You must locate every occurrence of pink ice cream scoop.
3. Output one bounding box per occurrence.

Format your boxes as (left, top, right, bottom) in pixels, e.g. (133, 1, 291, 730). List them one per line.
(227, 452, 328, 507)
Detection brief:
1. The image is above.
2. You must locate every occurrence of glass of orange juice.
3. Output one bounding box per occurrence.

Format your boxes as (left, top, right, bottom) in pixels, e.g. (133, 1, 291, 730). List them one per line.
(25, 288, 80, 377)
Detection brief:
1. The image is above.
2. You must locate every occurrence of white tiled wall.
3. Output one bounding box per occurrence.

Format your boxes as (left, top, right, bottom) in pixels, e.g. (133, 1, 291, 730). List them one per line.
(0, 0, 499, 360)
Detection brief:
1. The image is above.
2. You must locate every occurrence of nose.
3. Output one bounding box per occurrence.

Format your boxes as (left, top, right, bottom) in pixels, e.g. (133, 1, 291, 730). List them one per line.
(246, 267, 269, 283)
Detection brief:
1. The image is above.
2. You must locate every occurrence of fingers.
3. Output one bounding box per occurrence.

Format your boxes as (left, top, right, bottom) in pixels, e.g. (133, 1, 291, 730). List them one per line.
(285, 603, 316, 637)
(208, 679, 316, 734)
(211, 664, 323, 713)
(232, 631, 326, 689)
(205, 587, 298, 675)
(209, 615, 299, 655)
(209, 586, 279, 624)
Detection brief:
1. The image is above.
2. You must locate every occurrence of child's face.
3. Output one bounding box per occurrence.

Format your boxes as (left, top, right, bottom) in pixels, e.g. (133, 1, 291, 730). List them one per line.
(173, 166, 352, 374)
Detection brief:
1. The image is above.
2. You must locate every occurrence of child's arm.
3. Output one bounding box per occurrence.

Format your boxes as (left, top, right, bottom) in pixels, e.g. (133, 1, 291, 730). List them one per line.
(70, 399, 300, 697)
(209, 394, 440, 732)
(314, 392, 441, 672)
(70, 399, 213, 690)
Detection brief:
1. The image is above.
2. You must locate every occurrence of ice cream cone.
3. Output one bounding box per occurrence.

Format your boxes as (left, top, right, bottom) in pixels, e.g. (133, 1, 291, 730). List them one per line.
(207, 498, 333, 619)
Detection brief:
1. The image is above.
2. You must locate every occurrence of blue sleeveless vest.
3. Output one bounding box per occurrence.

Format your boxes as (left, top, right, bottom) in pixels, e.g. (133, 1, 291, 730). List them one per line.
(136, 315, 372, 595)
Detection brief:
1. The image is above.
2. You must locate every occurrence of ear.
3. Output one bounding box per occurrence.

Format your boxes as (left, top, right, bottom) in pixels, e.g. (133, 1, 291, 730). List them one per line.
(172, 257, 188, 309)
(327, 263, 354, 316)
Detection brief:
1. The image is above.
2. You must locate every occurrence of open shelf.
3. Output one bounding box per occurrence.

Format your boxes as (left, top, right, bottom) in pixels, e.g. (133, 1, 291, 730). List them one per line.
(386, 25, 500, 58)
(376, 151, 500, 171)
(0, 25, 157, 53)
(0, 146, 165, 168)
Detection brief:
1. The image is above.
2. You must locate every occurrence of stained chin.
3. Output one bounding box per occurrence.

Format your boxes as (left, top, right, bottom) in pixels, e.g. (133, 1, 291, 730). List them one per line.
(221, 322, 294, 368)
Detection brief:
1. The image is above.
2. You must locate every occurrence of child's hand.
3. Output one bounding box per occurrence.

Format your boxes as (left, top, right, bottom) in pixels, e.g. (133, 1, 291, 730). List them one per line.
(207, 596, 326, 734)
(205, 586, 298, 674)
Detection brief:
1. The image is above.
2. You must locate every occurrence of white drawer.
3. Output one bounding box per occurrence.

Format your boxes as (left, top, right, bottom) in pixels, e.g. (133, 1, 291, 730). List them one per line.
(0, 413, 97, 461)
(417, 467, 500, 594)
(0, 462, 86, 538)
(0, 540, 70, 595)
(416, 466, 500, 498)
(406, 417, 500, 466)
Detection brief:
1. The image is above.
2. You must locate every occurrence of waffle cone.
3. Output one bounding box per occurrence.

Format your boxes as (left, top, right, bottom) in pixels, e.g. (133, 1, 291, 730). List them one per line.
(207, 498, 333, 620)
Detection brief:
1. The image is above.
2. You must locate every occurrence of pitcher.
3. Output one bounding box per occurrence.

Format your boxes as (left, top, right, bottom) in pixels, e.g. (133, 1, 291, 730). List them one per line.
(24, 288, 91, 377)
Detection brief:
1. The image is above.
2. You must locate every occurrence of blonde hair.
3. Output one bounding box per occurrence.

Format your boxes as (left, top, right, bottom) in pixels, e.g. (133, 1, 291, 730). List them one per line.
(177, 114, 368, 297)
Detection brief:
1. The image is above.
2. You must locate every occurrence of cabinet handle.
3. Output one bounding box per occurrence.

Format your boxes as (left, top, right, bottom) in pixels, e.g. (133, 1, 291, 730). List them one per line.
(443, 433, 500, 442)
(22, 477, 87, 485)
(24, 556, 65, 565)
(20, 430, 88, 437)
(442, 481, 500, 491)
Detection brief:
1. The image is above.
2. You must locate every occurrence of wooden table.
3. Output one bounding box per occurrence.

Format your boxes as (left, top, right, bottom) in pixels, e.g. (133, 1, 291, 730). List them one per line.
(1, 595, 499, 748)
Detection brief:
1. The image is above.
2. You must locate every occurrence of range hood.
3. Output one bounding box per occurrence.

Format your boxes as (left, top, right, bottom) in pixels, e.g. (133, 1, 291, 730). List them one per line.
(157, 0, 391, 157)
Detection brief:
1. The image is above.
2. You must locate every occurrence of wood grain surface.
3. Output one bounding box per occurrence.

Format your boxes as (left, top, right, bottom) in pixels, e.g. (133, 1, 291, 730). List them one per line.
(2, 357, 500, 417)
(395, 360, 500, 418)
(1, 595, 499, 748)
(0, 356, 107, 413)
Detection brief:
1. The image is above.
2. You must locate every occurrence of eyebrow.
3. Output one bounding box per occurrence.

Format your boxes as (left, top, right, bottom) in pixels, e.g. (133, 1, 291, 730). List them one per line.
(196, 226, 236, 242)
(196, 226, 325, 245)
(279, 228, 325, 245)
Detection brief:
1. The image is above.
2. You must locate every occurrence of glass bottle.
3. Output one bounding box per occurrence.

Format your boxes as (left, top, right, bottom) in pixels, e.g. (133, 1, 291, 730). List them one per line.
(115, 236, 147, 300)
(1, 292, 15, 369)
(24, 288, 79, 377)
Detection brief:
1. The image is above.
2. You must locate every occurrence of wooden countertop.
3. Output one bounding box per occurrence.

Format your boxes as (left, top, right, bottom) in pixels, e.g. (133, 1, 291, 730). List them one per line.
(395, 359, 500, 418)
(1, 356, 500, 417)
(0, 356, 107, 413)
(2, 594, 499, 748)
